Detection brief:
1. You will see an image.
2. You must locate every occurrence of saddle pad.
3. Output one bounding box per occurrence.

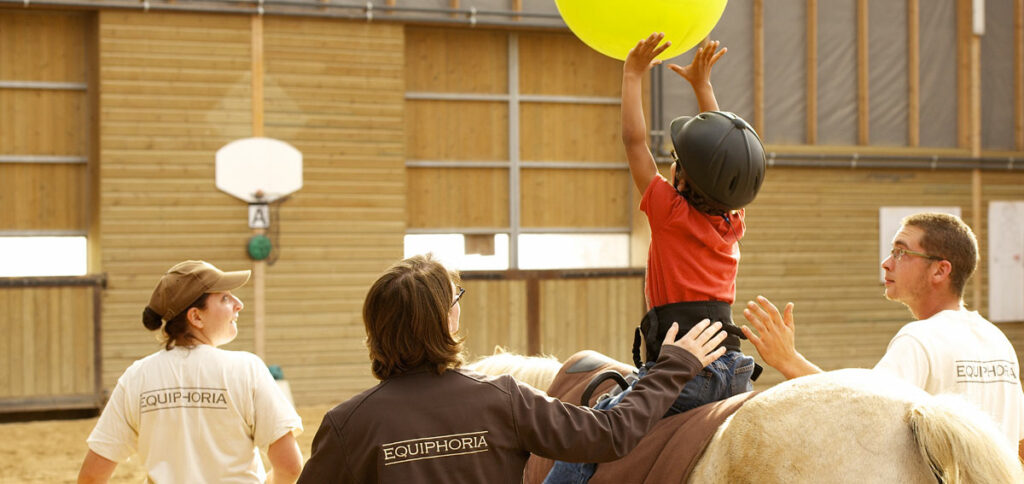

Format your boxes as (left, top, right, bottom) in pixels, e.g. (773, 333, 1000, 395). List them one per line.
(524, 350, 758, 484)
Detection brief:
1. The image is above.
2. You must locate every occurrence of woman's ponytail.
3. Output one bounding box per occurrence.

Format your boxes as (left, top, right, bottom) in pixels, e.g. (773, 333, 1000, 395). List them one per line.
(142, 307, 163, 331)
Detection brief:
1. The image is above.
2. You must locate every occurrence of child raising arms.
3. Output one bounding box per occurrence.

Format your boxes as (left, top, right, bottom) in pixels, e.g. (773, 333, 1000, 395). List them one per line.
(625, 32, 765, 401)
(544, 32, 767, 484)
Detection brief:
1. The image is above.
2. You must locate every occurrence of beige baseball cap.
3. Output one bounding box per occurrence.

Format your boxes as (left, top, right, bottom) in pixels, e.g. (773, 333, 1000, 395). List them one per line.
(147, 260, 251, 321)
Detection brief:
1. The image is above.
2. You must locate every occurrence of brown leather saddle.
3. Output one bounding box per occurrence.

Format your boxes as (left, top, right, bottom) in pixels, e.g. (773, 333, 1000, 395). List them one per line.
(523, 350, 757, 484)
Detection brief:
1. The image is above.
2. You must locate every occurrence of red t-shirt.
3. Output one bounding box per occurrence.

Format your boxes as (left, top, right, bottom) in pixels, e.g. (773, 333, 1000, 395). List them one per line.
(640, 175, 744, 308)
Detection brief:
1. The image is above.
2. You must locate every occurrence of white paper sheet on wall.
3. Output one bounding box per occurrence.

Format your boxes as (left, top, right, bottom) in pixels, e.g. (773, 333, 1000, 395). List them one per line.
(878, 207, 962, 282)
(988, 201, 1024, 322)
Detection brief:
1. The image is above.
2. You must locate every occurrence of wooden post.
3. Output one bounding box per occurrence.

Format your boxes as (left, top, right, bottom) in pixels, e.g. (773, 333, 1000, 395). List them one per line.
(972, 169, 982, 308)
(807, 0, 817, 144)
(753, 0, 764, 135)
(957, 0, 971, 149)
(527, 277, 540, 355)
(1016, 0, 1023, 150)
(907, 0, 920, 146)
(970, 37, 981, 158)
(92, 283, 104, 405)
(251, 15, 267, 360)
(857, 0, 869, 145)
(967, 0, 982, 308)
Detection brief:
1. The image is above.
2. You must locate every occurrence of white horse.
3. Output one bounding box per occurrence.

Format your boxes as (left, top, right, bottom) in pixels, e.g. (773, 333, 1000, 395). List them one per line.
(469, 350, 1024, 484)
(465, 346, 562, 392)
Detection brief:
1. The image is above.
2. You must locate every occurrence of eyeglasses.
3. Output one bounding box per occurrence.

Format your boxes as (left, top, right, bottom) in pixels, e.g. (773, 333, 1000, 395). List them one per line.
(889, 247, 943, 263)
(452, 286, 465, 308)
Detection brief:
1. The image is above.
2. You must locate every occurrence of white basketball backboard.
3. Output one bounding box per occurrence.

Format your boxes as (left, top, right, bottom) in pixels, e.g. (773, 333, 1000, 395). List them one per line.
(216, 137, 302, 203)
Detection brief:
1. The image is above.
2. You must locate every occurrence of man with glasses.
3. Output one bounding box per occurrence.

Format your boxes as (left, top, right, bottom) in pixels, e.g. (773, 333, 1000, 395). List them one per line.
(742, 212, 1024, 457)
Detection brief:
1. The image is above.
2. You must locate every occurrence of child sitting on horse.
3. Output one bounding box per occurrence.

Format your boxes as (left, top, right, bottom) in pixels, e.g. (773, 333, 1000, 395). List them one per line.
(545, 33, 767, 483)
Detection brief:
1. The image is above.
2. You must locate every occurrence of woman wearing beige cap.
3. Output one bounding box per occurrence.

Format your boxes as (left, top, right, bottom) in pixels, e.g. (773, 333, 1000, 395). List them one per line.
(77, 260, 304, 484)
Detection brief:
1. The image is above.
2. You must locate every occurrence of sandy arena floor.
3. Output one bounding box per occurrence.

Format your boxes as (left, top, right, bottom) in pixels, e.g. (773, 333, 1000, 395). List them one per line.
(0, 405, 333, 483)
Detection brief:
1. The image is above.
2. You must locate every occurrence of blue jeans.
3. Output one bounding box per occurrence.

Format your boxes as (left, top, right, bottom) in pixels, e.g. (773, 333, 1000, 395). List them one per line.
(542, 351, 755, 484)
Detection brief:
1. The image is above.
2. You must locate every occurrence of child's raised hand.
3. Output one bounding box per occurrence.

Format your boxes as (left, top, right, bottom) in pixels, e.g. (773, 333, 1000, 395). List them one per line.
(624, 32, 672, 77)
(668, 39, 727, 87)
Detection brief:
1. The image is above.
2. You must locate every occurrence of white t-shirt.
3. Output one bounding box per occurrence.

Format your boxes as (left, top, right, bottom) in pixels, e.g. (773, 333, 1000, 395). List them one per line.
(87, 345, 302, 483)
(875, 308, 1024, 447)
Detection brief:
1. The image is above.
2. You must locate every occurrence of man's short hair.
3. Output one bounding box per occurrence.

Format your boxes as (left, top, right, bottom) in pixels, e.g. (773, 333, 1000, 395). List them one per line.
(363, 254, 464, 380)
(903, 212, 978, 297)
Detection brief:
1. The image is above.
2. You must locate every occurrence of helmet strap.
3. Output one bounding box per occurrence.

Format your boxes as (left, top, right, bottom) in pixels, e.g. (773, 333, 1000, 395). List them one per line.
(678, 185, 727, 218)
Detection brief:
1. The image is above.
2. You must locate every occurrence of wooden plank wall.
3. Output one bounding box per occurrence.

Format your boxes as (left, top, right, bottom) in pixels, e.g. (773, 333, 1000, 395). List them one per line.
(0, 10, 88, 232)
(458, 279, 529, 360)
(261, 16, 405, 403)
(518, 32, 629, 229)
(405, 27, 631, 230)
(98, 10, 256, 390)
(0, 286, 95, 403)
(517, 33, 622, 153)
(404, 27, 643, 368)
(405, 27, 509, 229)
(0, 9, 98, 411)
(98, 11, 404, 404)
(537, 277, 644, 364)
(457, 275, 644, 364)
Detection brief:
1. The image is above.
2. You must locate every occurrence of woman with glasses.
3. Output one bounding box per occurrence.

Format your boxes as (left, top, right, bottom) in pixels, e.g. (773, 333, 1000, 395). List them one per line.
(297, 254, 728, 483)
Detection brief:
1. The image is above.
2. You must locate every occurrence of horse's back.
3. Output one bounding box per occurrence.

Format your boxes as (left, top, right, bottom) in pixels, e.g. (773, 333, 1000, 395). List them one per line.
(525, 350, 755, 484)
(690, 369, 971, 483)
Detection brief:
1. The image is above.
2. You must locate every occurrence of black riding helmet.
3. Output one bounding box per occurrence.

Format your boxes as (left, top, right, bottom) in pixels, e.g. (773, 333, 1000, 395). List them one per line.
(669, 111, 766, 211)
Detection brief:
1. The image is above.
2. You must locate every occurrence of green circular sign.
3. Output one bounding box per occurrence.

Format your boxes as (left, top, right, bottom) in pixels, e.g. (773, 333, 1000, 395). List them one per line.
(247, 235, 272, 261)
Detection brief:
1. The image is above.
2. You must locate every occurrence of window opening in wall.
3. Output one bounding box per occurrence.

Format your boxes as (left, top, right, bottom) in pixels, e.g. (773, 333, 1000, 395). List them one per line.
(404, 234, 510, 271)
(0, 236, 87, 277)
(404, 233, 631, 271)
(518, 233, 630, 270)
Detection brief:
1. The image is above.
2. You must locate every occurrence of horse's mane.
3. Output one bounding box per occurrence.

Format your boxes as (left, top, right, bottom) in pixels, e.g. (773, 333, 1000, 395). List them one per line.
(465, 347, 562, 392)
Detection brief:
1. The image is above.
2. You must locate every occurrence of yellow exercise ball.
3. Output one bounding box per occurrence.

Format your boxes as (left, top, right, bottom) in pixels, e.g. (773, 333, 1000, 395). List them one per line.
(555, 0, 728, 61)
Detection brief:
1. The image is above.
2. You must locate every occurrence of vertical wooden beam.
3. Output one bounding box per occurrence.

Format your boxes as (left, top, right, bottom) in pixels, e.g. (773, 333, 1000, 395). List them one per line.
(526, 277, 540, 355)
(86, 13, 101, 274)
(251, 15, 266, 360)
(251, 16, 264, 138)
(753, 0, 764, 135)
(968, 0, 983, 308)
(972, 169, 982, 307)
(1016, 0, 1024, 150)
(450, 0, 459, 18)
(513, 0, 522, 21)
(857, 0, 869, 145)
(92, 283, 103, 403)
(907, 0, 920, 146)
(807, 0, 818, 144)
(957, 0, 971, 149)
(970, 24, 981, 157)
